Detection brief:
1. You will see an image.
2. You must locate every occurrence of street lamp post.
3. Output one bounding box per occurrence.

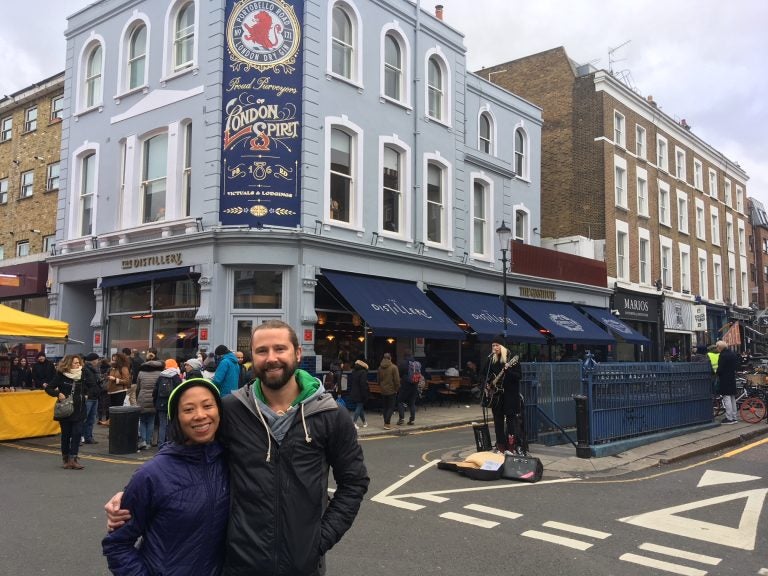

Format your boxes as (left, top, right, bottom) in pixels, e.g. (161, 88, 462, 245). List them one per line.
(496, 220, 512, 339)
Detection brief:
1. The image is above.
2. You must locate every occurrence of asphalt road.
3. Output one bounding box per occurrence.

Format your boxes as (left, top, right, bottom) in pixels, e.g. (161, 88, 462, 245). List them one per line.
(1, 426, 766, 575)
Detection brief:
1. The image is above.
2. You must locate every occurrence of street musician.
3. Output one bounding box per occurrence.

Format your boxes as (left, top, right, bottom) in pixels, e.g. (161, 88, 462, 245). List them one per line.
(482, 334, 525, 454)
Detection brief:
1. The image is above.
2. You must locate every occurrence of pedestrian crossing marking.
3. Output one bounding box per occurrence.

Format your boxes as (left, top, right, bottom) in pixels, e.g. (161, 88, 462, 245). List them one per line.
(758, 568, 768, 575)
(620, 553, 708, 576)
(464, 504, 523, 519)
(638, 543, 721, 565)
(439, 512, 499, 528)
(697, 469, 761, 488)
(521, 530, 593, 550)
(542, 521, 610, 539)
(411, 494, 450, 503)
(619, 488, 767, 550)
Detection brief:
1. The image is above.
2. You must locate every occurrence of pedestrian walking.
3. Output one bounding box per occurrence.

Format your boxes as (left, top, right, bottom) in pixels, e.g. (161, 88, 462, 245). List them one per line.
(45, 355, 87, 469)
(377, 353, 399, 429)
(347, 357, 369, 429)
(716, 340, 740, 424)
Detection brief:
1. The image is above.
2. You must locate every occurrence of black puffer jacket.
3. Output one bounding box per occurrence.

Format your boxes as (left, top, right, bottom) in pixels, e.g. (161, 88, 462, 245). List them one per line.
(46, 372, 87, 422)
(220, 373, 369, 575)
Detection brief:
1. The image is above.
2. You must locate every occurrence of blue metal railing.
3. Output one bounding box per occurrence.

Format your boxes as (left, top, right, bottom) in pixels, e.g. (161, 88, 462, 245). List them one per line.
(521, 362, 582, 443)
(584, 362, 712, 444)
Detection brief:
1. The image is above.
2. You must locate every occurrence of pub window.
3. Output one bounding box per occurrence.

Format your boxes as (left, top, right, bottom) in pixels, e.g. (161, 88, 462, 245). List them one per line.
(233, 270, 283, 309)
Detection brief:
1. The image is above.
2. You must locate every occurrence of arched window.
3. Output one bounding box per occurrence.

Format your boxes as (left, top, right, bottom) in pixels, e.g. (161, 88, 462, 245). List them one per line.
(128, 24, 147, 90)
(383, 33, 402, 100)
(427, 57, 444, 121)
(479, 112, 492, 154)
(331, 5, 353, 79)
(514, 127, 528, 179)
(174, 1, 195, 71)
(84, 44, 103, 109)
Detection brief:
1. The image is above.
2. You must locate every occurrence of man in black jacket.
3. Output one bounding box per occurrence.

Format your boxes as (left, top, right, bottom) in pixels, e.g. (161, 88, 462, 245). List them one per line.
(31, 352, 56, 389)
(716, 340, 740, 424)
(106, 320, 369, 575)
(81, 353, 102, 444)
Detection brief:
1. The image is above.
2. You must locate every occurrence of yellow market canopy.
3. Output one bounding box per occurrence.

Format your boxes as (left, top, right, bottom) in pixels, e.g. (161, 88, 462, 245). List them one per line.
(0, 304, 71, 344)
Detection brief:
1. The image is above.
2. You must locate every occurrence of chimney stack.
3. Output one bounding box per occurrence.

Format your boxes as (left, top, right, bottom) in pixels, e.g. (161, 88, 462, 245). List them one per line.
(435, 4, 444, 20)
(646, 94, 657, 108)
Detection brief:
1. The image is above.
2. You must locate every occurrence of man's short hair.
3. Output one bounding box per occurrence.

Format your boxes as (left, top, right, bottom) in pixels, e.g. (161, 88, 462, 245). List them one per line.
(252, 319, 299, 350)
(716, 340, 727, 351)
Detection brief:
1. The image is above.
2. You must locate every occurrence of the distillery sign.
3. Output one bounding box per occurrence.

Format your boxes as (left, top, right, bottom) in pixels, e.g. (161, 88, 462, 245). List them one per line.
(221, 0, 303, 228)
(616, 291, 657, 321)
(121, 253, 183, 270)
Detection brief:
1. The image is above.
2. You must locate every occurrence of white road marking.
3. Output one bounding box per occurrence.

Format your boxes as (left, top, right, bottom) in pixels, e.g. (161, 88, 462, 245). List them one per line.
(758, 568, 768, 575)
(411, 494, 450, 503)
(439, 512, 499, 528)
(697, 469, 761, 488)
(370, 459, 437, 510)
(542, 520, 610, 539)
(521, 529, 593, 551)
(464, 503, 523, 519)
(619, 553, 707, 576)
(619, 488, 767, 550)
(638, 543, 721, 565)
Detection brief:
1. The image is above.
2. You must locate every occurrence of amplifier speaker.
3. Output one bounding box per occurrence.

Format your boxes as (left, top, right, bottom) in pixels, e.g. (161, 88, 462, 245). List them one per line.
(501, 454, 543, 483)
(472, 422, 492, 452)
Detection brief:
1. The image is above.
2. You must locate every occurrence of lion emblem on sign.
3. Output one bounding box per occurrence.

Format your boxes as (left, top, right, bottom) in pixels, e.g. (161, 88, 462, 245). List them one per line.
(243, 10, 283, 50)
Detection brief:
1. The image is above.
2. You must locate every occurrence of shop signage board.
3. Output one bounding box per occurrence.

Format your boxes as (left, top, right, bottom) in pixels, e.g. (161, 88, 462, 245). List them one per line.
(221, 0, 304, 228)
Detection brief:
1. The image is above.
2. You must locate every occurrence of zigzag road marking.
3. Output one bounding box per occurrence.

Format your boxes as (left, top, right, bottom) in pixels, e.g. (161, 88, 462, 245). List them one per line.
(619, 553, 708, 576)
(638, 543, 721, 566)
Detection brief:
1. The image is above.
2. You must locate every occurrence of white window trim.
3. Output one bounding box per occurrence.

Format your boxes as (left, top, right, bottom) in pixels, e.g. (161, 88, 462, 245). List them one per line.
(116, 15, 151, 98)
(737, 220, 746, 256)
(615, 219, 630, 282)
(676, 189, 688, 234)
(513, 202, 531, 244)
(659, 234, 673, 289)
(635, 124, 646, 160)
(741, 269, 748, 308)
(736, 185, 744, 213)
(614, 154, 627, 209)
(379, 24, 411, 108)
(324, 115, 364, 231)
(658, 180, 671, 226)
(723, 178, 732, 207)
(377, 135, 412, 242)
(161, 0, 199, 82)
(477, 105, 497, 156)
(424, 47, 451, 127)
(326, 1, 364, 88)
(708, 168, 718, 199)
(695, 198, 706, 241)
(638, 227, 651, 286)
(514, 122, 530, 181)
(712, 254, 723, 301)
(679, 243, 691, 293)
(674, 146, 686, 182)
(613, 110, 625, 148)
(636, 166, 648, 217)
(710, 206, 720, 246)
(75, 34, 106, 114)
(68, 142, 100, 240)
(656, 135, 668, 172)
(697, 248, 708, 300)
(469, 172, 494, 261)
(725, 213, 734, 253)
(422, 152, 453, 251)
(693, 158, 704, 192)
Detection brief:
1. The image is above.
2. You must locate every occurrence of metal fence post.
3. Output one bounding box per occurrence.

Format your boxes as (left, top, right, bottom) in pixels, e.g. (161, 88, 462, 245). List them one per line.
(573, 395, 591, 458)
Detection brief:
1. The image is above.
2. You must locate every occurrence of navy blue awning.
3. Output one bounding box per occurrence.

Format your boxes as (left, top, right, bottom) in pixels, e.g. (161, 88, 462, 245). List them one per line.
(323, 271, 465, 339)
(100, 267, 192, 288)
(510, 299, 615, 344)
(429, 287, 546, 343)
(579, 306, 650, 345)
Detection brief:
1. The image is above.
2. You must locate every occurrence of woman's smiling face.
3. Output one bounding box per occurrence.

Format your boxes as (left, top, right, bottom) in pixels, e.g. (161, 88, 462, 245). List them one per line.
(177, 386, 220, 444)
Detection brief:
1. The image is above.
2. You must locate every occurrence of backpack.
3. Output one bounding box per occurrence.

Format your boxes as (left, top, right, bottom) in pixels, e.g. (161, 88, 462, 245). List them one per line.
(155, 374, 179, 410)
(408, 360, 422, 384)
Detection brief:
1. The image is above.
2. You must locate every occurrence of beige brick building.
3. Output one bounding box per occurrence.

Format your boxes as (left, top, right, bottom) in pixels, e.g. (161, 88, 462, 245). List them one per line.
(481, 47, 751, 359)
(0, 73, 63, 315)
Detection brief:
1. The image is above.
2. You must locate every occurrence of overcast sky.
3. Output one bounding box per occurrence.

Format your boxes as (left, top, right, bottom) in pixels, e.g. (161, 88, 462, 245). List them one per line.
(2, 0, 766, 206)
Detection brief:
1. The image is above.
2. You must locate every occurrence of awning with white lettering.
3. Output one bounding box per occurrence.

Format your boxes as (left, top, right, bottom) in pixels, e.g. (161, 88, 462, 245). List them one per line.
(322, 270, 465, 339)
(100, 267, 193, 288)
(578, 306, 650, 344)
(510, 298, 615, 344)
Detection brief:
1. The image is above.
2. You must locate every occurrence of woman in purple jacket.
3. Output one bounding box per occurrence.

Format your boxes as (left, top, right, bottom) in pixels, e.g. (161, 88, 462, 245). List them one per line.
(102, 378, 229, 575)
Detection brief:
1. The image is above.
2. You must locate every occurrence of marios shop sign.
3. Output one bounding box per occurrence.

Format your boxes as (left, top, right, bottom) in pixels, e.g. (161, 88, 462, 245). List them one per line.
(616, 293, 657, 321)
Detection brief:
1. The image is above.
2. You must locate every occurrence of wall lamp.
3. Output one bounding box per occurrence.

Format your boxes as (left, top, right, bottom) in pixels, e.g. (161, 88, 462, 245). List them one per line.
(195, 217, 204, 232)
(415, 241, 425, 255)
(314, 219, 323, 236)
(370, 232, 379, 246)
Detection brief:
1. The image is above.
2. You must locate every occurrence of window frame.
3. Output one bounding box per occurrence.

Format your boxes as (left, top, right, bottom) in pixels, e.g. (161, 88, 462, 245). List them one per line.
(695, 198, 706, 241)
(50, 95, 64, 121)
(15, 240, 30, 258)
(636, 167, 648, 216)
(514, 204, 530, 244)
(615, 220, 629, 281)
(46, 162, 60, 192)
(120, 19, 150, 93)
(676, 190, 688, 234)
(710, 207, 720, 246)
(141, 132, 169, 224)
(82, 41, 104, 110)
(19, 170, 34, 199)
(380, 27, 409, 105)
(698, 249, 709, 300)
(423, 153, 453, 250)
(614, 155, 627, 209)
(723, 178, 732, 207)
(679, 244, 691, 293)
(736, 186, 744, 213)
(79, 151, 97, 237)
(478, 109, 495, 155)
(675, 147, 686, 181)
(469, 174, 493, 259)
(24, 106, 38, 133)
(0, 116, 12, 141)
(660, 236, 673, 289)
(708, 168, 718, 199)
(514, 126, 529, 180)
(712, 256, 722, 301)
(163, 0, 197, 79)
(378, 136, 412, 240)
(693, 158, 703, 191)
(0, 178, 8, 204)
(656, 135, 668, 172)
(638, 228, 650, 285)
(324, 116, 363, 230)
(328, 1, 362, 86)
(658, 180, 671, 226)
(635, 125, 646, 159)
(173, 1, 195, 72)
(613, 110, 625, 148)
(424, 49, 451, 126)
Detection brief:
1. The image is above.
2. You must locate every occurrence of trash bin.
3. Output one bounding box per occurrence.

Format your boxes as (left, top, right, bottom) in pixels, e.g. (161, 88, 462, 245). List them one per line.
(109, 406, 141, 454)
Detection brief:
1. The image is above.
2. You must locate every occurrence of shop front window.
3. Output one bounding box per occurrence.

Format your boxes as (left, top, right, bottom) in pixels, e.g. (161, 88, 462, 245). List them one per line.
(233, 270, 282, 309)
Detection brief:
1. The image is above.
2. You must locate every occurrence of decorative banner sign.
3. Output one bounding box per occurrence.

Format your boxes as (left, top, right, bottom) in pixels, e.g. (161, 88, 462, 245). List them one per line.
(221, 0, 304, 228)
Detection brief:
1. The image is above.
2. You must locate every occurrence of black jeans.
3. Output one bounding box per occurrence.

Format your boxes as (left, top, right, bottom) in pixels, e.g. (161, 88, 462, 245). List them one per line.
(397, 384, 417, 423)
(382, 394, 397, 425)
(60, 419, 84, 457)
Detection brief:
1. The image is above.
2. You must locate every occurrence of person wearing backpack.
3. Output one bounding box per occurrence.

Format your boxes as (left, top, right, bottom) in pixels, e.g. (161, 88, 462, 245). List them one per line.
(397, 351, 420, 426)
(153, 359, 182, 445)
(136, 354, 164, 449)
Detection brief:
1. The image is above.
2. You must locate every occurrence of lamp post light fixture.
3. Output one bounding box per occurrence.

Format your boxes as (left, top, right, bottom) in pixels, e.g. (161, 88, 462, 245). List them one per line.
(496, 220, 512, 338)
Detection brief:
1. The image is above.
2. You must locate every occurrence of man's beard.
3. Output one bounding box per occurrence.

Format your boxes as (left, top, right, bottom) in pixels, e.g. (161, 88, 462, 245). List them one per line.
(257, 358, 298, 391)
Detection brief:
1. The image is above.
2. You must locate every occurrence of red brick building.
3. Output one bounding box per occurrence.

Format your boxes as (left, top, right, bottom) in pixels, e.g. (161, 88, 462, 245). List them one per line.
(481, 47, 751, 359)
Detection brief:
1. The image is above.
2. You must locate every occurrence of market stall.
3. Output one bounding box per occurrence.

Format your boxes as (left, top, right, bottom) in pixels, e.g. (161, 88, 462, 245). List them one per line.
(0, 305, 73, 441)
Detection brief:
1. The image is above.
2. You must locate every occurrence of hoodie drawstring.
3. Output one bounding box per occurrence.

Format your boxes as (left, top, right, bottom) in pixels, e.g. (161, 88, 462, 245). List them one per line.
(300, 403, 313, 444)
(254, 399, 273, 463)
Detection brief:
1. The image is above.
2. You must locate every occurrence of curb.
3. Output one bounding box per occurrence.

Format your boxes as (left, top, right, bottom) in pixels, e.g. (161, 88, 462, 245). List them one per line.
(659, 424, 768, 465)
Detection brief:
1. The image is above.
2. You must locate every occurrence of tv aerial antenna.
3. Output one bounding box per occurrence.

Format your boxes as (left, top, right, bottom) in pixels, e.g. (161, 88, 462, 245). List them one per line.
(608, 40, 631, 74)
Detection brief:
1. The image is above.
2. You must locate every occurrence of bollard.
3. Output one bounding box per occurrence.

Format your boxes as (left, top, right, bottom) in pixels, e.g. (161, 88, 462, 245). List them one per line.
(573, 394, 591, 459)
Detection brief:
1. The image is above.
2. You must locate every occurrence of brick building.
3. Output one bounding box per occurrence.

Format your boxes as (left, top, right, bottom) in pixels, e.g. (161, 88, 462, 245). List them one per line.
(0, 73, 63, 317)
(481, 47, 752, 360)
(747, 198, 768, 350)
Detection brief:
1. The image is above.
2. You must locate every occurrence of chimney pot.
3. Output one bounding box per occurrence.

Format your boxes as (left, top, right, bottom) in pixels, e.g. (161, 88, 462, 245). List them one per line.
(435, 4, 444, 20)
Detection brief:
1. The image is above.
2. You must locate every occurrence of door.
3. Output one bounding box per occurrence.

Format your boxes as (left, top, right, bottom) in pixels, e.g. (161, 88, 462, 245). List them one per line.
(234, 316, 281, 355)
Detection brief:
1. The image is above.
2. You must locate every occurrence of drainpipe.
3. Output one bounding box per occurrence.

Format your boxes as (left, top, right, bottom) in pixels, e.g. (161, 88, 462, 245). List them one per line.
(413, 0, 421, 245)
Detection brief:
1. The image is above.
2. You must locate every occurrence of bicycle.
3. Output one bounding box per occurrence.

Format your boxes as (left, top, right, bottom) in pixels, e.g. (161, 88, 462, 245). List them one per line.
(738, 385, 767, 424)
(713, 386, 746, 418)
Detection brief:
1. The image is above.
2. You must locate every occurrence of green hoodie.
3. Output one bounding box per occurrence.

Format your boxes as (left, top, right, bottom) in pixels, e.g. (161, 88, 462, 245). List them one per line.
(251, 368, 321, 406)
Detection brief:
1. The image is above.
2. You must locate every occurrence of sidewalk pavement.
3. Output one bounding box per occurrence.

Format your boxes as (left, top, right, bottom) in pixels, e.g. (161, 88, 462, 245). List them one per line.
(19, 401, 768, 479)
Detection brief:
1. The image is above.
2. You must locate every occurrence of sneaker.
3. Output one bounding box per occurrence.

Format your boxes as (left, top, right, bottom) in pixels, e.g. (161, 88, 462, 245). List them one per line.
(137, 441, 148, 450)
(84, 439, 98, 444)
(354, 424, 359, 430)
(396, 420, 404, 425)
(722, 418, 737, 424)
(362, 422, 368, 428)
(407, 420, 414, 425)
(382, 425, 392, 430)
